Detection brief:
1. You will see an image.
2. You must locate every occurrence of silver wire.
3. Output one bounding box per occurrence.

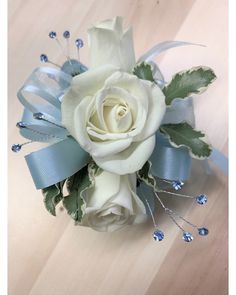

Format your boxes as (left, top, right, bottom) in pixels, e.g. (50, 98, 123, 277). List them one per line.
(160, 190, 195, 199)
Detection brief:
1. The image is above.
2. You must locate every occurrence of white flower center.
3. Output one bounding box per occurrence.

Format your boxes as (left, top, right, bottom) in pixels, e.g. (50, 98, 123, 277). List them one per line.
(103, 99, 133, 133)
(87, 87, 138, 141)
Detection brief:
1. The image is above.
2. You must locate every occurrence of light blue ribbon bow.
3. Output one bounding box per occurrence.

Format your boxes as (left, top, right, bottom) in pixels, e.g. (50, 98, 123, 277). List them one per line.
(17, 65, 91, 189)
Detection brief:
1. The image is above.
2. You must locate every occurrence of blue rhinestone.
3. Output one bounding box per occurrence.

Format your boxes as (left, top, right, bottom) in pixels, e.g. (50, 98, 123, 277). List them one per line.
(182, 232, 193, 242)
(172, 180, 184, 191)
(196, 194, 208, 205)
(198, 227, 209, 236)
(11, 144, 22, 153)
(33, 112, 44, 120)
(63, 30, 70, 38)
(16, 121, 27, 128)
(153, 230, 164, 241)
(40, 54, 48, 63)
(49, 31, 57, 39)
(75, 38, 84, 48)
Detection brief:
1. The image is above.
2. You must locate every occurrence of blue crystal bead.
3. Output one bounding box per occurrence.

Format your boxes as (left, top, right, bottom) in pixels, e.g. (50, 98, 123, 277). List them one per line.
(172, 180, 184, 191)
(49, 31, 57, 39)
(16, 121, 27, 128)
(33, 112, 44, 120)
(75, 38, 84, 48)
(63, 30, 70, 38)
(182, 232, 193, 242)
(198, 227, 209, 236)
(40, 54, 48, 63)
(11, 144, 22, 153)
(196, 194, 208, 205)
(153, 230, 164, 241)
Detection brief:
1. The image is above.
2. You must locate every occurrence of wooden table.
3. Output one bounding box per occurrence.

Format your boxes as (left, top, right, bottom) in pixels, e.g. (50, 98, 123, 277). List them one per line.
(8, 0, 228, 294)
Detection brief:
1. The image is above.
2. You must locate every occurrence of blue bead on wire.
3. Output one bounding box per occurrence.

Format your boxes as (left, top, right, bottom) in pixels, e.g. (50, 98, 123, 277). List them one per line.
(172, 180, 184, 191)
(75, 38, 84, 48)
(16, 122, 27, 128)
(49, 31, 57, 39)
(11, 144, 22, 153)
(196, 194, 208, 205)
(153, 230, 164, 241)
(63, 30, 70, 39)
(40, 54, 48, 63)
(182, 232, 194, 242)
(198, 227, 209, 236)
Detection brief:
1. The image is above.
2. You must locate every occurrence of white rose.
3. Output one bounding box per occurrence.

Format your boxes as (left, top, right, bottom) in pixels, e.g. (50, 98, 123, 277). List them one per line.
(81, 170, 147, 232)
(61, 17, 166, 174)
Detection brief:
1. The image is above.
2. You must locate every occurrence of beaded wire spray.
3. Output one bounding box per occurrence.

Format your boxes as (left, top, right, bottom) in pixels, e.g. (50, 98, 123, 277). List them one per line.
(11, 30, 85, 153)
(12, 30, 209, 242)
(142, 178, 209, 243)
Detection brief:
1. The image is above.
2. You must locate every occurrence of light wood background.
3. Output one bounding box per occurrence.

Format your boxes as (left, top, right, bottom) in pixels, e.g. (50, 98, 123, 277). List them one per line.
(8, 0, 228, 294)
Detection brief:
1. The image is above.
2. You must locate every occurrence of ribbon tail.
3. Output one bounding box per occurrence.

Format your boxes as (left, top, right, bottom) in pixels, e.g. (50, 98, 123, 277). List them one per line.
(137, 41, 205, 63)
(25, 137, 90, 189)
(209, 148, 228, 176)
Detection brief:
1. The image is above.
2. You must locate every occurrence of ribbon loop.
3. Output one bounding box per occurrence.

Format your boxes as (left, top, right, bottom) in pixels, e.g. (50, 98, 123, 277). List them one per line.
(17, 67, 72, 115)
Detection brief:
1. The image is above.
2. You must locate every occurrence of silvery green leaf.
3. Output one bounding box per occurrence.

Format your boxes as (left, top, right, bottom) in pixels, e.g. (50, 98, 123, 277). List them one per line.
(160, 122, 212, 159)
(62, 190, 84, 222)
(63, 166, 88, 222)
(163, 66, 216, 105)
(133, 62, 155, 82)
(137, 161, 160, 192)
(42, 183, 63, 216)
(63, 162, 101, 222)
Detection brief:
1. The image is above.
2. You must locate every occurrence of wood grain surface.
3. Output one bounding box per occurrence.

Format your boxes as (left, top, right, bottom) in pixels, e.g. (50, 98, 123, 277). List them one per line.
(8, 0, 228, 294)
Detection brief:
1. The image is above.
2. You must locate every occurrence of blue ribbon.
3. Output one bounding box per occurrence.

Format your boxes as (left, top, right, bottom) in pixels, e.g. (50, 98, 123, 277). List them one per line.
(17, 64, 91, 189)
(25, 137, 90, 189)
(150, 133, 192, 181)
(210, 148, 228, 176)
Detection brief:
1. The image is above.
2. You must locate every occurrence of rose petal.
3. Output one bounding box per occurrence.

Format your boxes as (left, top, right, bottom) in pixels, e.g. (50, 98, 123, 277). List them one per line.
(88, 18, 135, 71)
(95, 16, 123, 35)
(73, 97, 133, 157)
(83, 171, 121, 208)
(133, 81, 166, 141)
(104, 71, 148, 111)
(93, 135, 156, 174)
(61, 64, 118, 136)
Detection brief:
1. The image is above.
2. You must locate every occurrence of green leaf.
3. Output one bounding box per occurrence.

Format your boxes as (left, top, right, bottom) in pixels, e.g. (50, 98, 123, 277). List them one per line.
(42, 183, 63, 216)
(63, 162, 100, 222)
(137, 161, 160, 192)
(160, 122, 212, 159)
(63, 166, 88, 222)
(133, 62, 155, 82)
(63, 190, 84, 222)
(163, 66, 216, 105)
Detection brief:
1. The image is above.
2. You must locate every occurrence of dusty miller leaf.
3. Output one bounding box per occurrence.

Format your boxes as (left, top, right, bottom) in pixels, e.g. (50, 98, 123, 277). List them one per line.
(137, 161, 160, 192)
(133, 62, 155, 82)
(163, 66, 216, 105)
(42, 183, 63, 216)
(160, 122, 212, 159)
(63, 162, 101, 222)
